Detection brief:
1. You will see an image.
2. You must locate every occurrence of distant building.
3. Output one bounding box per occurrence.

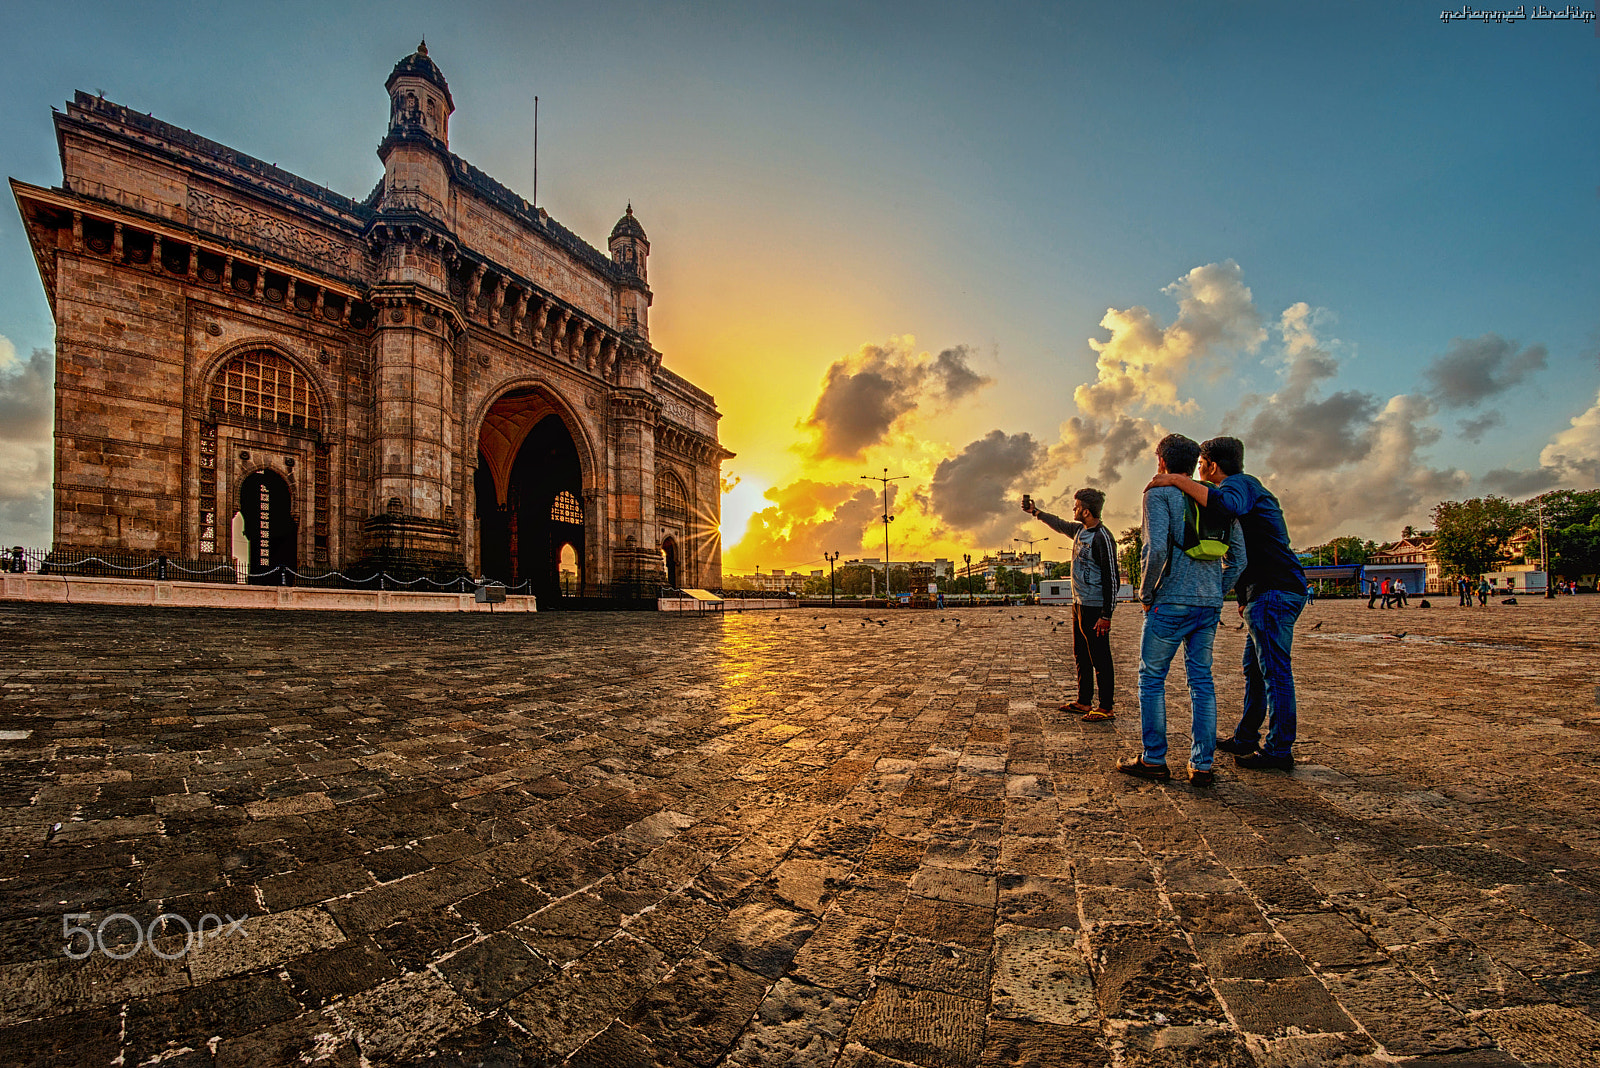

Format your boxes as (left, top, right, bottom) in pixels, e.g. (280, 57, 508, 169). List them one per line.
(1369, 536, 1441, 592)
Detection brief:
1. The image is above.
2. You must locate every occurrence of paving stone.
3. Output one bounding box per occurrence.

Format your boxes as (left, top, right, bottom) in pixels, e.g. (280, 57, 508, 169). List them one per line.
(847, 980, 986, 1068)
(1470, 1004, 1600, 1067)
(332, 970, 479, 1062)
(991, 924, 1096, 1024)
(996, 872, 1078, 930)
(622, 891, 726, 959)
(723, 978, 858, 1067)
(283, 935, 400, 1008)
(703, 901, 816, 979)
(1192, 932, 1311, 980)
(628, 949, 772, 1065)
(1087, 923, 1225, 1025)
(1271, 911, 1387, 970)
(1212, 975, 1356, 1036)
(877, 933, 992, 999)
(1391, 937, 1554, 1012)
(979, 1017, 1110, 1067)
(789, 911, 892, 998)
(1321, 965, 1494, 1057)
(505, 932, 668, 1058)
(1103, 1021, 1255, 1068)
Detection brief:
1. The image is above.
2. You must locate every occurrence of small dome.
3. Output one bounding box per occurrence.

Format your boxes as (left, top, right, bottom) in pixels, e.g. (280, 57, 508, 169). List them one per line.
(610, 204, 648, 243)
(386, 40, 454, 111)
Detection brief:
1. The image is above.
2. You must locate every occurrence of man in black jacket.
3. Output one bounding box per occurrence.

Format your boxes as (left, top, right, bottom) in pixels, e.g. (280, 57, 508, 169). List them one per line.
(1024, 489, 1119, 721)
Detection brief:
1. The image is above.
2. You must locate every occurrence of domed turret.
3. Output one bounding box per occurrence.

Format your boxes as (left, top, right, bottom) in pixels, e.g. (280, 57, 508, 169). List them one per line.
(385, 40, 454, 145)
(609, 204, 649, 281)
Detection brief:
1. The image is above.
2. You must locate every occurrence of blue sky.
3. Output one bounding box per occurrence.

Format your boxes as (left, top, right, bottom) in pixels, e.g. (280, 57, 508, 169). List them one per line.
(1, 1, 1596, 566)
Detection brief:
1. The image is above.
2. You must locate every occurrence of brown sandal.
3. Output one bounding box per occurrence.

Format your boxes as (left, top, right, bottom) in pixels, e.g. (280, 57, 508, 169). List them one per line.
(1060, 701, 1094, 714)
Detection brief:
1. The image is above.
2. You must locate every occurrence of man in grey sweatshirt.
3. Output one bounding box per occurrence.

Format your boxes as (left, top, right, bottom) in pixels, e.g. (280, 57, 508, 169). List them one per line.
(1023, 488, 1119, 721)
(1117, 434, 1246, 786)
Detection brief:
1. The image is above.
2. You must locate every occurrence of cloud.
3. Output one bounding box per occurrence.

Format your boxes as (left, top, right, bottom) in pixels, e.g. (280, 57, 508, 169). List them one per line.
(730, 480, 886, 569)
(1230, 304, 1379, 476)
(929, 430, 1044, 539)
(1481, 466, 1564, 496)
(1538, 387, 1600, 487)
(0, 339, 54, 545)
(802, 338, 992, 459)
(1074, 260, 1266, 420)
(1423, 334, 1547, 408)
(1458, 411, 1503, 442)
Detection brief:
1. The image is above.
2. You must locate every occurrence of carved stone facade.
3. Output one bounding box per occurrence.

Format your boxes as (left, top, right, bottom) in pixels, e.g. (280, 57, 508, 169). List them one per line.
(13, 44, 730, 600)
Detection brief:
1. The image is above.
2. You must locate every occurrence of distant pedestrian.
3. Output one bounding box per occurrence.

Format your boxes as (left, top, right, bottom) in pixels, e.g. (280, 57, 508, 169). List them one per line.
(1477, 577, 1489, 606)
(1367, 577, 1380, 609)
(1457, 577, 1470, 606)
(1394, 579, 1408, 608)
(1380, 578, 1393, 609)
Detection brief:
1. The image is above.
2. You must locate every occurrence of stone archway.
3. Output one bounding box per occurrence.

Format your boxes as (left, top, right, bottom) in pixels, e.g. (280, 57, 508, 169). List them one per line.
(240, 469, 297, 583)
(475, 389, 586, 602)
(661, 536, 680, 589)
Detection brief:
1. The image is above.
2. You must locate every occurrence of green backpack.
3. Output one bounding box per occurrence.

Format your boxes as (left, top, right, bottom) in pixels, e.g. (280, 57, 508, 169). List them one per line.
(1181, 481, 1231, 561)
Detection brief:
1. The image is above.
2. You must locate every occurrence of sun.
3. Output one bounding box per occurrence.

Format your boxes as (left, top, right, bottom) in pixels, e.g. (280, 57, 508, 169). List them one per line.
(719, 477, 767, 552)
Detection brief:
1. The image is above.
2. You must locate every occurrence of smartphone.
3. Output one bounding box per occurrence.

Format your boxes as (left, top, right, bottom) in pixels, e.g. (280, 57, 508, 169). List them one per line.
(1022, 493, 1033, 512)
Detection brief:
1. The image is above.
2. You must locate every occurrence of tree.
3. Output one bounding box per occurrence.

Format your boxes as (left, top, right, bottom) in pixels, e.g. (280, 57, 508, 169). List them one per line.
(1119, 526, 1143, 589)
(888, 566, 911, 594)
(837, 565, 876, 596)
(1047, 561, 1071, 579)
(1302, 535, 1374, 566)
(1431, 496, 1528, 578)
(1550, 515, 1600, 583)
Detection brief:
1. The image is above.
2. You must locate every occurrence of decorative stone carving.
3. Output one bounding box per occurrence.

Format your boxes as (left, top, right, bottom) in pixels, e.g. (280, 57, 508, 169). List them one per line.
(187, 189, 350, 271)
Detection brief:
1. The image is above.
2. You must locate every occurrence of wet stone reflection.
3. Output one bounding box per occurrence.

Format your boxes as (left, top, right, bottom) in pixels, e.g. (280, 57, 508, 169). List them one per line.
(0, 599, 1598, 1066)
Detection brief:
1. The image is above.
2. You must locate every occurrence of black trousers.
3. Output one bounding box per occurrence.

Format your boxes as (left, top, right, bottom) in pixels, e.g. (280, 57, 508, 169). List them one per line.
(1072, 604, 1114, 710)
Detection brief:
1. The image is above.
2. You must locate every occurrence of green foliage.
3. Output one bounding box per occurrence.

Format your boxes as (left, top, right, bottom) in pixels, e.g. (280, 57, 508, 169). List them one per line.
(836, 565, 877, 596)
(1550, 514, 1600, 581)
(1047, 561, 1071, 579)
(1431, 496, 1529, 578)
(1302, 535, 1374, 566)
(1119, 526, 1143, 589)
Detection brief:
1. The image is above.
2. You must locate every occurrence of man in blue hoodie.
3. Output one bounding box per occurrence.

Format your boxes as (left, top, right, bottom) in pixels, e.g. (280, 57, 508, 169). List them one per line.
(1117, 435, 1246, 787)
(1146, 436, 1308, 771)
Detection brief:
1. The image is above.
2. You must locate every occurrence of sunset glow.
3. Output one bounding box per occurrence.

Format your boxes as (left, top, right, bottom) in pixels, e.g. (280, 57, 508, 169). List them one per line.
(1, 3, 1595, 576)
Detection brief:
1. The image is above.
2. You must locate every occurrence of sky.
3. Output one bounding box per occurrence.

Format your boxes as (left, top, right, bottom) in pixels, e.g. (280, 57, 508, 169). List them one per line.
(1, 0, 1596, 574)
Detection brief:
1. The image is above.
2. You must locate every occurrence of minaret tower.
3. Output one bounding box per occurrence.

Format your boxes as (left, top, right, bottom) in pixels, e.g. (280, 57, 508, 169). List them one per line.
(361, 42, 464, 574)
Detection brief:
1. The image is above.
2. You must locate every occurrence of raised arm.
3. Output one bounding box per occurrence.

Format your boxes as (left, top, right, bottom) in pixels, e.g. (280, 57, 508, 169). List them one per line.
(1145, 472, 1209, 508)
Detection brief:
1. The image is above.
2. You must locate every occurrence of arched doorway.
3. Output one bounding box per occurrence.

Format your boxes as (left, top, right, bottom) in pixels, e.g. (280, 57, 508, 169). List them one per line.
(475, 395, 585, 603)
(661, 536, 680, 589)
(240, 469, 296, 583)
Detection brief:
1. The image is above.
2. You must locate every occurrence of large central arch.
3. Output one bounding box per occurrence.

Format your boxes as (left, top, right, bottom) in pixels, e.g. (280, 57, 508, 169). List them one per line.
(473, 385, 593, 603)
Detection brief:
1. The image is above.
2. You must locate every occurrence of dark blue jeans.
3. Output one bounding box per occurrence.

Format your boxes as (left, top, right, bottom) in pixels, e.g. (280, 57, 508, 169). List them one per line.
(1229, 590, 1306, 758)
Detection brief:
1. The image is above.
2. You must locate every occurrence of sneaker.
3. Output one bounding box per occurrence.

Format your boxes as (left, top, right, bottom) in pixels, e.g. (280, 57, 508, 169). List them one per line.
(1235, 752, 1294, 771)
(1215, 737, 1257, 756)
(1115, 756, 1170, 781)
(1081, 708, 1114, 723)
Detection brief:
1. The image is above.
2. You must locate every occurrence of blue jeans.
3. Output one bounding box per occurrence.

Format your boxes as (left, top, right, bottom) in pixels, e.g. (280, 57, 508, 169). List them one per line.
(1231, 590, 1307, 758)
(1138, 603, 1222, 770)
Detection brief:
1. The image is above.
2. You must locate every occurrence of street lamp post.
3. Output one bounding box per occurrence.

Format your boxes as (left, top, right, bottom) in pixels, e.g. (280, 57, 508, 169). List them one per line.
(1539, 500, 1554, 599)
(963, 552, 973, 606)
(1014, 537, 1048, 605)
(824, 551, 839, 608)
(862, 468, 907, 607)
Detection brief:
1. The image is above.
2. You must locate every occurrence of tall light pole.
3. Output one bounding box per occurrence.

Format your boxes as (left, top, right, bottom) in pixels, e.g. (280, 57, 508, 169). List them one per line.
(1538, 499, 1554, 599)
(963, 552, 973, 606)
(861, 468, 906, 606)
(824, 551, 839, 607)
(1014, 537, 1048, 605)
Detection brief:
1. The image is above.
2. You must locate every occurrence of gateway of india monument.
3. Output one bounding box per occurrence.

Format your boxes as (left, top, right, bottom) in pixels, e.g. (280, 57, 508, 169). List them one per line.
(10, 43, 729, 602)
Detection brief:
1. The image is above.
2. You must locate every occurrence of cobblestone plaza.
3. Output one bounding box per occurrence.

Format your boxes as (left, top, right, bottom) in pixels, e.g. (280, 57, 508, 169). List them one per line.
(1, 597, 1598, 1067)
